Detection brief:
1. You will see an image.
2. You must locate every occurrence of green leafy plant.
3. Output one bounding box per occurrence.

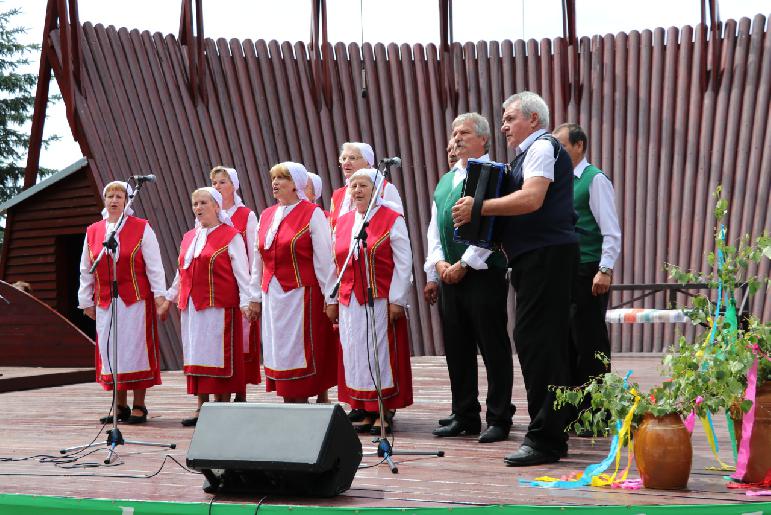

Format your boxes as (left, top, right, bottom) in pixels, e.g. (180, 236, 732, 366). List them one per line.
(666, 186, 771, 401)
(555, 187, 770, 436)
(552, 353, 683, 437)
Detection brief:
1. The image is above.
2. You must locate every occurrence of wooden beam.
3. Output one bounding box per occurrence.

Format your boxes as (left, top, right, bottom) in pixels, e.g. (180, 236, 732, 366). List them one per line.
(195, 0, 207, 103)
(438, 0, 456, 111)
(22, 0, 58, 189)
(68, 0, 81, 93)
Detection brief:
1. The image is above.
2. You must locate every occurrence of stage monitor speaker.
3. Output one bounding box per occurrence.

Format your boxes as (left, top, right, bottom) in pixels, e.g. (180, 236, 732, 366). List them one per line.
(186, 403, 362, 497)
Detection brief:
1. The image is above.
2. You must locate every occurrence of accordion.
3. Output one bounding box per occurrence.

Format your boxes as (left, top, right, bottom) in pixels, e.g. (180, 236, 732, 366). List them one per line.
(453, 159, 509, 249)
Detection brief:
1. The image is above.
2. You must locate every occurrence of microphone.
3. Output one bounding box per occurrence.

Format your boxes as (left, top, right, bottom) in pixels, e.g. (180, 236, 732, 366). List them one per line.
(379, 157, 402, 167)
(130, 174, 156, 183)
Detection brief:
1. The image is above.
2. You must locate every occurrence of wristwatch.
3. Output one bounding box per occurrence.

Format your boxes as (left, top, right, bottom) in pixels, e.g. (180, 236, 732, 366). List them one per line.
(459, 259, 469, 269)
(598, 266, 613, 276)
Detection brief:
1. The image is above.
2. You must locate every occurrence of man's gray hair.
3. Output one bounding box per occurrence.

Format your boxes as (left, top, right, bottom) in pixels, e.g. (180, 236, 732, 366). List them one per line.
(502, 91, 550, 129)
(451, 112, 491, 153)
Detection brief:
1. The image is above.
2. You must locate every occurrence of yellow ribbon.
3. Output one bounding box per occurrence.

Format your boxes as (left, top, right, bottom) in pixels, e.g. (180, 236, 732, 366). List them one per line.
(590, 389, 639, 486)
(700, 415, 735, 471)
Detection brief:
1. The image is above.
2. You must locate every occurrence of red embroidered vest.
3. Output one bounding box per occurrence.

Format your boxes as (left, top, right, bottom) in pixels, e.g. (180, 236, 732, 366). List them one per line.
(328, 180, 391, 228)
(329, 187, 347, 229)
(229, 206, 252, 245)
(178, 224, 240, 310)
(258, 201, 319, 293)
(87, 216, 152, 309)
(334, 206, 400, 306)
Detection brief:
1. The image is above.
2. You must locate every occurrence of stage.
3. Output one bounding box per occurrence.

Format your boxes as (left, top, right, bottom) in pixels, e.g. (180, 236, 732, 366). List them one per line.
(0, 356, 768, 514)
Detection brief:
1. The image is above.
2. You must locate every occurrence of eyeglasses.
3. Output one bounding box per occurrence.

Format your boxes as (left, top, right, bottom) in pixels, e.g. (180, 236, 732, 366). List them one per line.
(339, 154, 364, 163)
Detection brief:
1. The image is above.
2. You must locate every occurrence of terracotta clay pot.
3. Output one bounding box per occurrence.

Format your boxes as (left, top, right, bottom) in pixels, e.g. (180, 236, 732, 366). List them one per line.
(732, 381, 771, 483)
(634, 413, 692, 489)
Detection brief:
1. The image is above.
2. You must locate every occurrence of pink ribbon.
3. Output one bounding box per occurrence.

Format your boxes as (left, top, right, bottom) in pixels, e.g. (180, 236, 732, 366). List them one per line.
(731, 357, 759, 482)
(684, 396, 703, 433)
(684, 412, 696, 433)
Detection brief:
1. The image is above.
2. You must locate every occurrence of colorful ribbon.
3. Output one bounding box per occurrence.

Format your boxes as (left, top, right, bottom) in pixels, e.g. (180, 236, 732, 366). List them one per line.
(731, 356, 759, 482)
(520, 377, 640, 490)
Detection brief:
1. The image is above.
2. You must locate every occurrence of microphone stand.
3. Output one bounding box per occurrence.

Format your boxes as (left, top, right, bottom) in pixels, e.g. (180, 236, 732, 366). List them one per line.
(61, 178, 175, 463)
(331, 164, 444, 474)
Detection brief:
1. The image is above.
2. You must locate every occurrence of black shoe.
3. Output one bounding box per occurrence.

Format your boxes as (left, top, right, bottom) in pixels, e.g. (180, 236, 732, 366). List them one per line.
(438, 413, 455, 426)
(348, 408, 367, 422)
(181, 409, 199, 427)
(503, 445, 560, 467)
(432, 419, 481, 437)
(181, 416, 198, 427)
(100, 405, 130, 424)
(353, 411, 378, 433)
(125, 405, 148, 424)
(478, 425, 510, 443)
(370, 412, 394, 435)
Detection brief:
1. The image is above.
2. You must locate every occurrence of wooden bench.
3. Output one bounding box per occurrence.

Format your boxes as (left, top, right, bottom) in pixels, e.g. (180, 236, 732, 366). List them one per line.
(605, 283, 748, 324)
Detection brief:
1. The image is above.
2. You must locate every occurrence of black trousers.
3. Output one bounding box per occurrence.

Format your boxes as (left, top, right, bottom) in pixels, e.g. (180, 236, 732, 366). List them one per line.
(568, 261, 611, 391)
(438, 267, 514, 428)
(509, 243, 578, 457)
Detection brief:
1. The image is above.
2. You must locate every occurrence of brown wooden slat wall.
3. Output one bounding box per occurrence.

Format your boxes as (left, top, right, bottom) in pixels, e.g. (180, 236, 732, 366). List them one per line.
(2, 167, 100, 309)
(47, 15, 769, 364)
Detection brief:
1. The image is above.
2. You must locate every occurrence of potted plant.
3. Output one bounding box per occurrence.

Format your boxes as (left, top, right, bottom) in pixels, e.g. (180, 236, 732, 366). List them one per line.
(555, 190, 771, 488)
(553, 357, 695, 490)
(666, 189, 771, 483)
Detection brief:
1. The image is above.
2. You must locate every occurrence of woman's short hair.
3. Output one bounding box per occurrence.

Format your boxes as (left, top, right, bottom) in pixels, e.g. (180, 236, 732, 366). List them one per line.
(269, 163, 292, 181)
(209, 166, 231, 181)
(103, 182, 127, 197)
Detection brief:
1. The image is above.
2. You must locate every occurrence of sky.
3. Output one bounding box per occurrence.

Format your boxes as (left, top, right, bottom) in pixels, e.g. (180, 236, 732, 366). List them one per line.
(4, 0, 770, 173)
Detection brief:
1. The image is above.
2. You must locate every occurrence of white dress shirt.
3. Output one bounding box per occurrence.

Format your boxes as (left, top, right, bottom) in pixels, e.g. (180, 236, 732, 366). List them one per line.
(574, 157, 622, 269)
(424, 154, 493, 283)
(516, 129, 556, 181)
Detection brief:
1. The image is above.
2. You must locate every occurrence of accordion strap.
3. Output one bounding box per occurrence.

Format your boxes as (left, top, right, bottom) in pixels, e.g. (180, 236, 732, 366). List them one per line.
(466, 163, 491, 242)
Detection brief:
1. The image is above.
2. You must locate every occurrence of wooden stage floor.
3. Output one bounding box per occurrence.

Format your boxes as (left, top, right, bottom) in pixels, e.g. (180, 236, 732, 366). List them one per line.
(0, 356, 765, 509)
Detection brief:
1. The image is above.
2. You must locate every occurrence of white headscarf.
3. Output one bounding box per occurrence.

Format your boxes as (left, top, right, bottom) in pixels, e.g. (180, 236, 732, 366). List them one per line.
(101, 181, 134, 219)
(264, 162, 309, 249)
(194, 186, 233, 227)
(283, 161, 309, 201)
(347, 168, 385, 258)
(346, 142, 375, 167)
(222, 167, 244, 208)
(349, 168, 383, 207)
(306, 172, 323, 202)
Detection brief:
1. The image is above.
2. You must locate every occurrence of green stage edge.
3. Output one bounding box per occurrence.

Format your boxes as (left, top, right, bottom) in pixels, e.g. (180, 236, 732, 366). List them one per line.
(1, 494, 770, 515)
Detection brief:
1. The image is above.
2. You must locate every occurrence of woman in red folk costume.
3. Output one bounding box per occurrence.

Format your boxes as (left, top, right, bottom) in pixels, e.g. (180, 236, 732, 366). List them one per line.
(249, 162, 337, 403)
(210, 166, 261, 402)
(305, 172, 324, 211)
(328, 142, 404, 229)
(164, 187, 252, 426)
(304, 170, 332, 404)
(78, 181, 166, 425)
(326, 169, 413, 434)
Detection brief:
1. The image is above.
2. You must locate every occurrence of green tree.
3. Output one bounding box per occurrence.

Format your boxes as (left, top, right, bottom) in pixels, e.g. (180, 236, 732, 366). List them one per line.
(0, 6, 58, 247)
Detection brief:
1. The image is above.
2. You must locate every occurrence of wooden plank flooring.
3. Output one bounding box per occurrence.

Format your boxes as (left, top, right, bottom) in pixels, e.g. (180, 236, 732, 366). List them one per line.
(0, 356, 763, 508)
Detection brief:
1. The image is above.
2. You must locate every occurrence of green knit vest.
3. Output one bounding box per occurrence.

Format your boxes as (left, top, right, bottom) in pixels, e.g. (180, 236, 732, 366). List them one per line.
(573, 164, 605, 263)
(434, 171, 507, 268)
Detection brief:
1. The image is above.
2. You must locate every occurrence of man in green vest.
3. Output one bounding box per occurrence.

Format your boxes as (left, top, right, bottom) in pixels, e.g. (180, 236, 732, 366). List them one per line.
(553, 123, 621, 415)
(424, 113, 514, 444)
